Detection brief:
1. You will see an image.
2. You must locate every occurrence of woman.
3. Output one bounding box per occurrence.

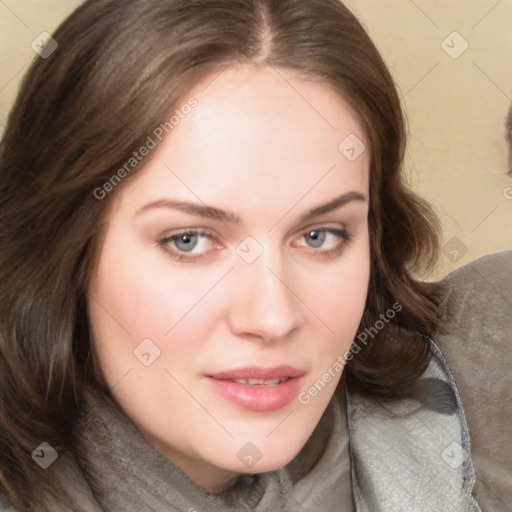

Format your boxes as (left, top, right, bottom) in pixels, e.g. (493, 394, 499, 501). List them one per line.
(0, 0, 510, 510)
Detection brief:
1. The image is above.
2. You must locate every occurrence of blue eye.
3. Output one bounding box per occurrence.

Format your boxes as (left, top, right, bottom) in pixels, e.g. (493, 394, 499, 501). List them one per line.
(173, 233, 199, 252)
(294, 227, 351, 258)
(304, 230, 326, 248)
(302, 229, 345, 249)
(159, 229, 218, 261)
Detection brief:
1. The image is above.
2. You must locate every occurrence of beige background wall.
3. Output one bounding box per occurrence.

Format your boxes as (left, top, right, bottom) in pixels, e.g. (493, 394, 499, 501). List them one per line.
(1, 1, 511, 279)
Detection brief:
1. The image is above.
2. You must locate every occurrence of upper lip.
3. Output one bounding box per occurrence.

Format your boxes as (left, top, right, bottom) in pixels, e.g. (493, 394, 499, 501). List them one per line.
(207, 365, 305, 380)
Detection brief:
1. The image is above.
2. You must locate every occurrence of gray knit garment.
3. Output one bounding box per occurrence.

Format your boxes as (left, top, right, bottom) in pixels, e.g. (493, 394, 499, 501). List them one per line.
(73, 382, 353, 512)
(347, 338, 482, 511)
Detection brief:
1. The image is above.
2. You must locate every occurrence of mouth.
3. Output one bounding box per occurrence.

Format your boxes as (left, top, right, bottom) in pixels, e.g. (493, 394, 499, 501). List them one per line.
(228, 377, 290, 386)
(204, 365, 305, 412)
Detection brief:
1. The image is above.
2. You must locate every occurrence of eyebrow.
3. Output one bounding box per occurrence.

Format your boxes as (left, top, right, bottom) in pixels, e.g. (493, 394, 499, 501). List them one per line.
(298, 191, 367, 223)
(136, 191, 367, 224)
(136, 199, 240, 224)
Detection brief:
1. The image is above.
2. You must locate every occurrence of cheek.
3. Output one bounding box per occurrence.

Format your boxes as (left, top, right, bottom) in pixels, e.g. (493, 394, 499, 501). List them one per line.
(306, 236, 370, 346)
(293, 239, 369, 409)
(87, 235, 227, 379)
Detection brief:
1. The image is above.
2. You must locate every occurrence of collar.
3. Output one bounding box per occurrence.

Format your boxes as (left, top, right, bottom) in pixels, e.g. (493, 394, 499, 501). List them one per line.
(74, 380, 351, 511)
(346, 337, 482, 511)
(73, 336, 481, 511)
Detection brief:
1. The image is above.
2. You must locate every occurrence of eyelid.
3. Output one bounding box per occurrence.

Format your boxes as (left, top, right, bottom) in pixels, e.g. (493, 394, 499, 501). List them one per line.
(159, 227, 216, 241)
(293, 222, 348, 239)
(158, 228, 222, 262)
(294, 226, 348, 243)
(157, 223, 352, 263)
(291, 225, 352, 256)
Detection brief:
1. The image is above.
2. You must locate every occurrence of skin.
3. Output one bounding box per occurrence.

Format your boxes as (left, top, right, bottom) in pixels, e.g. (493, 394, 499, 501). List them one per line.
(87, 64, 370, 493)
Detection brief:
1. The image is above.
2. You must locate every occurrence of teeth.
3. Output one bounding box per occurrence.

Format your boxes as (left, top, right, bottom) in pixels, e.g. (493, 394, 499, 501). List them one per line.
(232, 377, 289, 386)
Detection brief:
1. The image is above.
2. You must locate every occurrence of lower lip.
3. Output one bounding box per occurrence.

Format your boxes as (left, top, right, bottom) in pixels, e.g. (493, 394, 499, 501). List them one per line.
(205, 376, 303, 412)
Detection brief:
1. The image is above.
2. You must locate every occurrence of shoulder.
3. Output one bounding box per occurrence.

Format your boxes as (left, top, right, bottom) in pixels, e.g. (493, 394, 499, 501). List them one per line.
(433, 250, 512, 507)
(434, 250, 511, 387)
(437, 249, 511, 321)
(434, 250, 511, 386)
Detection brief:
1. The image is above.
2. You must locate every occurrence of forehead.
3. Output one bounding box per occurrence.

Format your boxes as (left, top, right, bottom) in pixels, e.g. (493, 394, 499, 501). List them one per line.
(116, 64, 369, 216)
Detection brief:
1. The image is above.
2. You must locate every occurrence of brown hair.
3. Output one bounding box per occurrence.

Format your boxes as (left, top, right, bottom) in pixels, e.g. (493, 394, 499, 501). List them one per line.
(506, 104, 512, 176)
(0, 0, 440, 509)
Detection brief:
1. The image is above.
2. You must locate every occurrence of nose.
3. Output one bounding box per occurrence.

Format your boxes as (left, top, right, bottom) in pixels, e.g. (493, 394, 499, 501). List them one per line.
(227, 254, 302, 342)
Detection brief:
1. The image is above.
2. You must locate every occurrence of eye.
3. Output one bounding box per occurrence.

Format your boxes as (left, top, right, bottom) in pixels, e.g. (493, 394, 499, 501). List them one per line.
(174, 233, 199, 252)
(159, 229, 220, 261)
(304, 230, 327, 248)
(292, 227, 351, 257)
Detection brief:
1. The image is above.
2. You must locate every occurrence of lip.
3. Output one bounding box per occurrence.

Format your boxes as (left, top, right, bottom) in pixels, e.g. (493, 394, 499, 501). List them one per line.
(205, 365, 305, 412)
(208, 365, 304, 381)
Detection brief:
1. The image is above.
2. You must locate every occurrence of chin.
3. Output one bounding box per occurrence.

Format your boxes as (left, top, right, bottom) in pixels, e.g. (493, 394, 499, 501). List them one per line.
(218, 425, 314, 475)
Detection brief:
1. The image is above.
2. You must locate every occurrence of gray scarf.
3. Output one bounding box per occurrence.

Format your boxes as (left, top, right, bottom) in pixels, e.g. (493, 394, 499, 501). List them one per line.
(347, 338, 481, 511)
(27, 339, 480, 512)
(73, 381, 353, 511)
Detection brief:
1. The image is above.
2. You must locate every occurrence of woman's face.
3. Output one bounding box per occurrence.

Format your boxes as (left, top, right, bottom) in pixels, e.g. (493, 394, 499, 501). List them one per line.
(88, 64, 370, 492)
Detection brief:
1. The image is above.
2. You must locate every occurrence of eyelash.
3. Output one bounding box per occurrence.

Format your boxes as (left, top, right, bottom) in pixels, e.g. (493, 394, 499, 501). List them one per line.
(158, 227, 352, 263)
(298, 228, 352, 259)
(158, 229, 215, 262)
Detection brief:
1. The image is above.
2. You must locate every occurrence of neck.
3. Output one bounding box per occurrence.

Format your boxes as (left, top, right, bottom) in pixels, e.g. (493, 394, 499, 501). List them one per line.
(145, 434, 241, 493)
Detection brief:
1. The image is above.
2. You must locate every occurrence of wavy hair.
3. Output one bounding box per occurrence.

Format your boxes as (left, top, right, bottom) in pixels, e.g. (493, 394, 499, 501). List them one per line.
(0, 0, 440, 509)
